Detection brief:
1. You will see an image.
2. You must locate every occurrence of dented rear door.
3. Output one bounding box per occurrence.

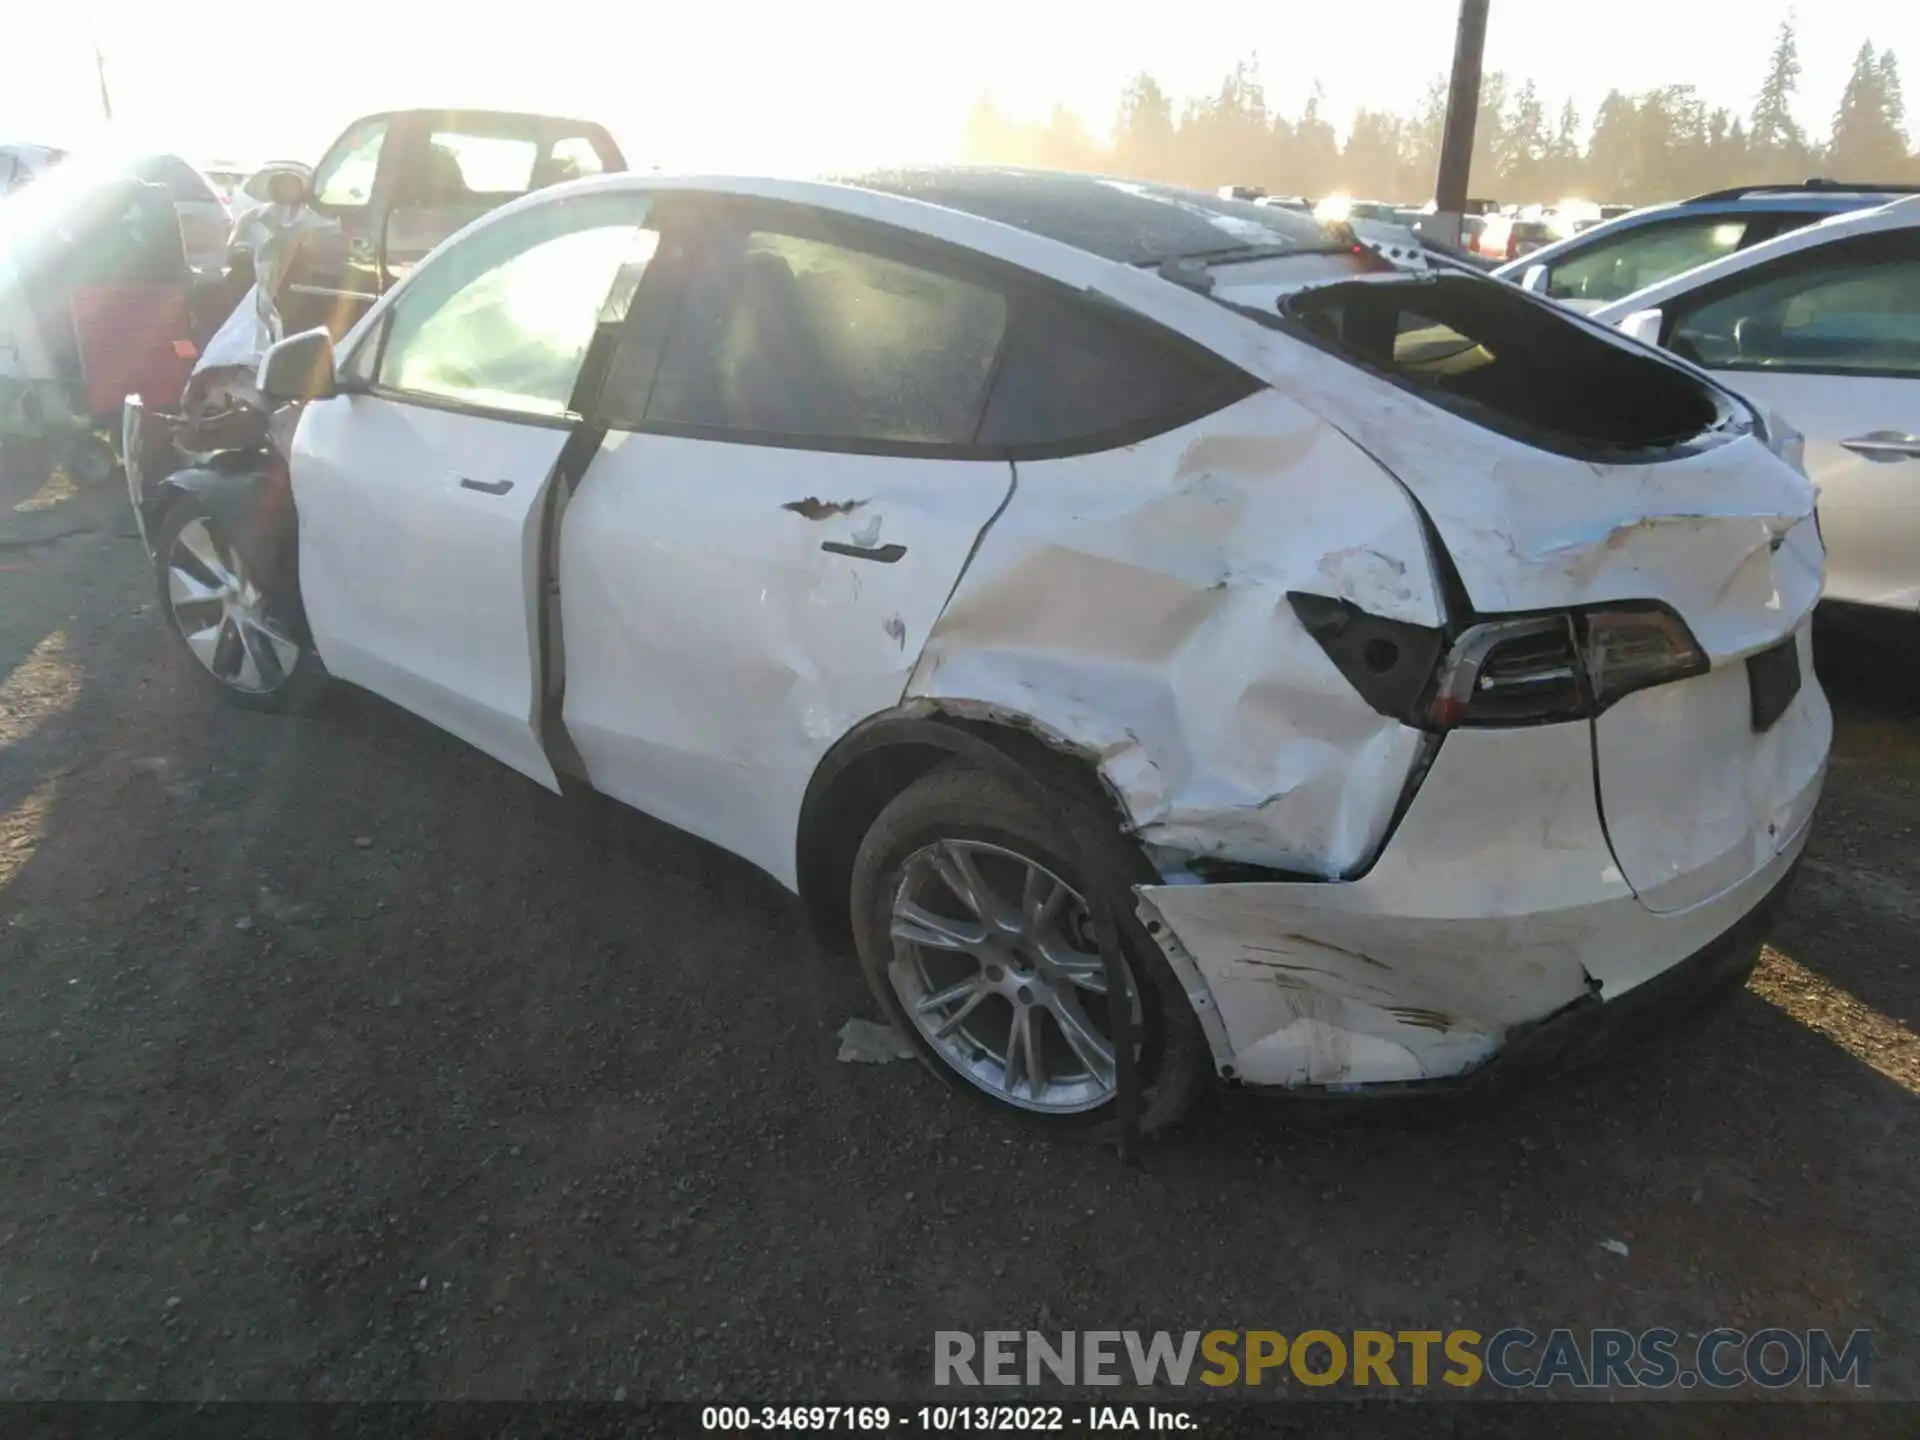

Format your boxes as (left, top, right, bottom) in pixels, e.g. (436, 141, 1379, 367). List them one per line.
(556, 199, 1017, 888)
(561, 437, 1013, 888)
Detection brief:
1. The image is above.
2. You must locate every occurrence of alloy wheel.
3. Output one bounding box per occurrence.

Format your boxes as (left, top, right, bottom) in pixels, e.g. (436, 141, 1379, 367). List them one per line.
(166, 518, 301, 695)
(887, 839, 1139, 1114)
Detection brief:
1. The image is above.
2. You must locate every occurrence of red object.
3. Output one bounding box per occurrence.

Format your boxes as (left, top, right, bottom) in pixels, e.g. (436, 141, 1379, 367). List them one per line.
(68, 285, 196, 418)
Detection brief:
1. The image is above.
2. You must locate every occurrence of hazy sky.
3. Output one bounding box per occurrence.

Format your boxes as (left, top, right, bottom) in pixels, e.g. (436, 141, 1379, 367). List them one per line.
(4, 2, 1915, 173)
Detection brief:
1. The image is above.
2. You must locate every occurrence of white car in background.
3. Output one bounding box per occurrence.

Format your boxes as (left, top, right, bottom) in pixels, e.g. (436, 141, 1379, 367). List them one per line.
(1593, 196, 1920, 616)
(0, 142, 65, 195)
(126, 170, 1828, 1134)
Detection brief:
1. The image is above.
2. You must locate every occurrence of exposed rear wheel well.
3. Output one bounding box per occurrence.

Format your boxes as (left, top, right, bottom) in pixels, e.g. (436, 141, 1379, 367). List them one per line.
(795, 713, 1143, 937)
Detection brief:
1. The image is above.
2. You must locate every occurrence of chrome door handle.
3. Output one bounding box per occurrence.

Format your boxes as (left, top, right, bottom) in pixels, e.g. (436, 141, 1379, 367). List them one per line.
(459, 477, 514, 495)
(1840, 431, 1920, 463)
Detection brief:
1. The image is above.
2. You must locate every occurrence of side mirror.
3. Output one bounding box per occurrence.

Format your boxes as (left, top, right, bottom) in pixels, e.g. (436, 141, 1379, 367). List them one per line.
(1519, 264, 1550, 294)
(1618, 308, 1666, 347)
(258, 327, 337, 402)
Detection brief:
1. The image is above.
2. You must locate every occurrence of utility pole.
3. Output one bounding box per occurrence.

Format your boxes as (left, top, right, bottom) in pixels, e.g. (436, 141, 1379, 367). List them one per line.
(95, 42, 114, 123)
(1431, 0, 1490, 248)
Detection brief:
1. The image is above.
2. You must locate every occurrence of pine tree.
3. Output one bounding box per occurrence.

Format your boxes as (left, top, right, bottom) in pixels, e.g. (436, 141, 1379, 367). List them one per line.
(1877, 48, 1907, 138)
(1292, 83, 1340, 197)
(1114, 73, 1176, 181)
(1829, 39, 1907, 177)
(1751, 14, 1808, 180)
(1499, 81, 1550, 196)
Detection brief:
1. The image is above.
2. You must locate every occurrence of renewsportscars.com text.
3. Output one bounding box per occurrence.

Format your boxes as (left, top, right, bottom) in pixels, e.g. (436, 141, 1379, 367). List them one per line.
(934, 1328, 1873, 1391)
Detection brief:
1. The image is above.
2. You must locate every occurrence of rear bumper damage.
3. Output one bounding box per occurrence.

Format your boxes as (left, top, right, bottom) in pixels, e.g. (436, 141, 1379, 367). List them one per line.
(1134, 706, 1824, 1093)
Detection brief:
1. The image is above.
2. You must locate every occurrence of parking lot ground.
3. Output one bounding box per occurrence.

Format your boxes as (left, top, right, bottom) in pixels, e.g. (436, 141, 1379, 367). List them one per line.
(2, 475, 1917, 1409)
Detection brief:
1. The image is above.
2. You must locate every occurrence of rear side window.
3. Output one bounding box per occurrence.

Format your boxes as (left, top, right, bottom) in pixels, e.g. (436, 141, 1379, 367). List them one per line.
(423, 129, 539, 200)
(975, 297, 1257, 453)
(644, 227, 1008, 446)
(1285, 275, 1733, 456)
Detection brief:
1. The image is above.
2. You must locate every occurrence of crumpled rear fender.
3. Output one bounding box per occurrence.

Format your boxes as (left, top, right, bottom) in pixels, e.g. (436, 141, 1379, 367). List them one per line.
(907, 388, 1443, 881)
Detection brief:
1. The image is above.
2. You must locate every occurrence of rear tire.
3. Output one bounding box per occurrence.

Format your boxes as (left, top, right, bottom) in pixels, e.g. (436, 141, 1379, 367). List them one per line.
(849, 761, 1208, 1136)
(154, 494, 324, 713)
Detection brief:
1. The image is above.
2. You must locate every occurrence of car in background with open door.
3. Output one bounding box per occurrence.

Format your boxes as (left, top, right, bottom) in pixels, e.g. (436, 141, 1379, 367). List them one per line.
(121, 154, 231, 278)
(281, 109, 625, 339)
(1591, 196, 1920, 621)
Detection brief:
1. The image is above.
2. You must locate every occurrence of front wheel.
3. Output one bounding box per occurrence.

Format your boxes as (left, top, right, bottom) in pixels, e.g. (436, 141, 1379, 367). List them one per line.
(849, 762, 1208, 1135)
(155, 495, 324, 712)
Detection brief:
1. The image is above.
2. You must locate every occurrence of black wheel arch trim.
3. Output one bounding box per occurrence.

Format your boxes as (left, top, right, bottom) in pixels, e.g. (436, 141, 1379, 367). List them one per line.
(795, 706, 1146, 937)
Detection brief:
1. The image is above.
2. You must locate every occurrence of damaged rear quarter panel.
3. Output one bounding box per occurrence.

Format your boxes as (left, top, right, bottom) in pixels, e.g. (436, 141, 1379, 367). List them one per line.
(1249, 292, 1821, 662)
(906, 388, 1442, 880)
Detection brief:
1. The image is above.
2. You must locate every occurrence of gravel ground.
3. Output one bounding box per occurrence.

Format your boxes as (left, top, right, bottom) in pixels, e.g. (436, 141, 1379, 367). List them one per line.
(1, 471, 1916, 1414)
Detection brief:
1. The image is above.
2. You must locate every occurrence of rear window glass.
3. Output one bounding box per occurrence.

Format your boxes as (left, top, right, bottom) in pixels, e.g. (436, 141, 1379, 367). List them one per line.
(1284, 275, 1733, 455)
(976, 297, 1256, 452)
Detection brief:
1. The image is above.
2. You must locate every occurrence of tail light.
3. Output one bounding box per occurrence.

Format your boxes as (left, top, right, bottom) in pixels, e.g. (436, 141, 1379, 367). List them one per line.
(1434, 605, 1708, 726)
(1290, 594, 1708, 730)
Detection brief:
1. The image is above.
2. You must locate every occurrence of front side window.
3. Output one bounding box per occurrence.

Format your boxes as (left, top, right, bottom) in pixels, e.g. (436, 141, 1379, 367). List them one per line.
(645, 225, 1007, 446)
(1547, 216, 1753, 303)
(374, 194, 657, 416)
(312, 118, 388, 209)
(1668, 245, 1920, 376)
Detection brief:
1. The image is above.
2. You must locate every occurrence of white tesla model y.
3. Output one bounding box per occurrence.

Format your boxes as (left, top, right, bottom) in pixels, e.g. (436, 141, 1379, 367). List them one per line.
(125, 169, 1830, 1134)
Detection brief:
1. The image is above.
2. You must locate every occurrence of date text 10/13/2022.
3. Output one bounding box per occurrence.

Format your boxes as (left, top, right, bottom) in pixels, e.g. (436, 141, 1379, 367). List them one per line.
(701, 1406, 1195, 1431)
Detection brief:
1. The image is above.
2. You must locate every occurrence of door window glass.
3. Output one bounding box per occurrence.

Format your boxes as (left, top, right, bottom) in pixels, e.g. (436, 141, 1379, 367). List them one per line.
(423, 130, 540, 201)
(312, 117, 388, 209)
(975, 297, 1252, 450)
(127, 155, 217, 204)
(645, 227, 1007, 445)
(1668, 253, 1920, 375)
(376, 194, 657, 415)
(538, 135, 606, 188)
(1547, 217, 1752, 303)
